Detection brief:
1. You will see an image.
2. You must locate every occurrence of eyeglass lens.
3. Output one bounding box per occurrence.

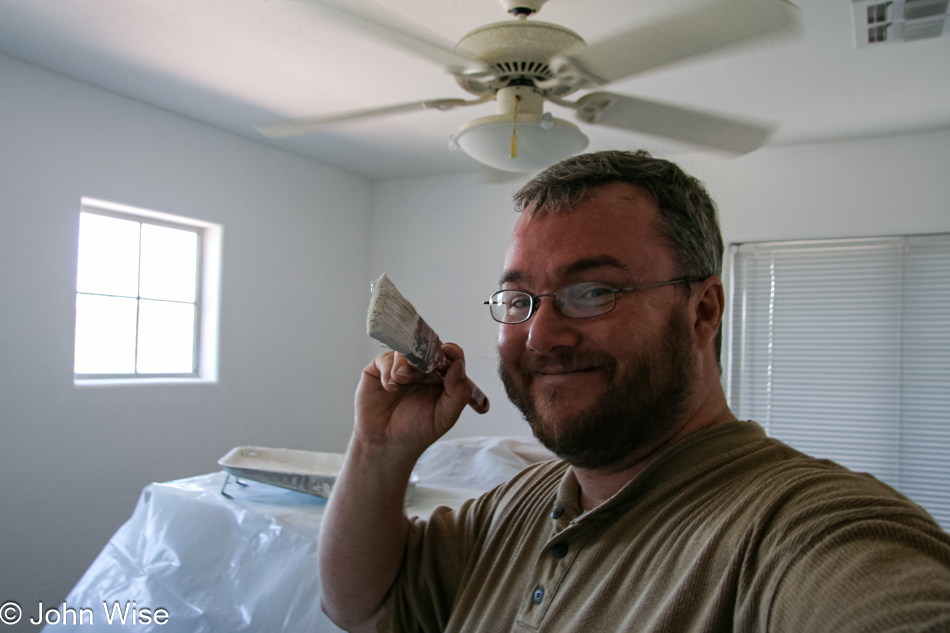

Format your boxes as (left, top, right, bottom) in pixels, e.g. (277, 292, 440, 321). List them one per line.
(488, 282, 618, 324)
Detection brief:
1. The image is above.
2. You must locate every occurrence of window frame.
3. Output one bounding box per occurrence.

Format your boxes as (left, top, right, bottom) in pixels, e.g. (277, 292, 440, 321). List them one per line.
(74, 198, 222, 385)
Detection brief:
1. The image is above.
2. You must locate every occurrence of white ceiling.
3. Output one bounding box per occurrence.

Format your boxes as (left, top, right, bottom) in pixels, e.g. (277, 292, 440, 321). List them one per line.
(0, 0, 948, 180)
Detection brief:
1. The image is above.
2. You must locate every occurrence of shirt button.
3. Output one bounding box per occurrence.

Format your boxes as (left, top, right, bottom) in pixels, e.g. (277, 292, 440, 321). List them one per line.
(551, 506, 564, 519)
(551, 542, 569, 559)
(533, 587, 545, 604)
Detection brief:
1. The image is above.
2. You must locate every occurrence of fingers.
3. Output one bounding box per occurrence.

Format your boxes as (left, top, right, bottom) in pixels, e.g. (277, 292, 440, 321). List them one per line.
(363, 344, 488, 414)
(368, 351, 428, 392)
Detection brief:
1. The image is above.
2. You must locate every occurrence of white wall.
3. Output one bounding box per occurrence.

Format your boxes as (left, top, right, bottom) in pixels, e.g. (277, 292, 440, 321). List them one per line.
(681, 130, 950, 243)
(0, 53, 373, 616)
(369, 129, 950, 442)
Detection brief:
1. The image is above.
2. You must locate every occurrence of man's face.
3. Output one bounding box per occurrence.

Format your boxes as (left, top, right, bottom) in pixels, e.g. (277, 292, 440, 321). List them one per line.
(496, 183, 699, 470)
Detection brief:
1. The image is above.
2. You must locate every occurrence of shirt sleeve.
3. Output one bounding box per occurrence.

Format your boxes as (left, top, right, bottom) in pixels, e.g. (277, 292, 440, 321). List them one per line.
(764, 472, 950, 632)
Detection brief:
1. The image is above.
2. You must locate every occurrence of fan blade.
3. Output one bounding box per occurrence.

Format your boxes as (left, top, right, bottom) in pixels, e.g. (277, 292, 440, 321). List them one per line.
(296, 0, 489, 76)
(257, 98, 475, 138)
(551, 0, 800, 88)
(575, 92, 774, 154)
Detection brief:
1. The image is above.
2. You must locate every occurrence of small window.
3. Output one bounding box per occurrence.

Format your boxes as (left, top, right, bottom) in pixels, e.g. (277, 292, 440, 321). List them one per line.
(74, 198, 221, 383)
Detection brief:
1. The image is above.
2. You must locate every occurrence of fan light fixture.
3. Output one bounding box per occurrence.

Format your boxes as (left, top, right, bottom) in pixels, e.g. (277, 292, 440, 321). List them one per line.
(454, 113, 588, 172)
(452, 85, 588, 172)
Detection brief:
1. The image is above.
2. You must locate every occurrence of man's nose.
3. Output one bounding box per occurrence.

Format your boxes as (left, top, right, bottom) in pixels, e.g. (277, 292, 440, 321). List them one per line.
(526, 298, 581, 355)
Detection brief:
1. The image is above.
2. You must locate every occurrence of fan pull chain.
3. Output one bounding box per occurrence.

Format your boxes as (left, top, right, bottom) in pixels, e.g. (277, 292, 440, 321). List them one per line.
(510, 95, 520, 159)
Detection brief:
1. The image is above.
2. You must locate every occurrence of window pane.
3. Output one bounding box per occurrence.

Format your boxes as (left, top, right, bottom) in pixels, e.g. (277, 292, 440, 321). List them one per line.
(136, 300, 195, 374)
(76, 213, 140, 297)
(139, 224, 198, 302)
(74, 294, 138, 374)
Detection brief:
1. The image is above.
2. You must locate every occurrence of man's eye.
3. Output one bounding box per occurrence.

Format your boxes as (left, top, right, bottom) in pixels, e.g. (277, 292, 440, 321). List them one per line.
(572, 284, 614, 302)
(580, 285, 613, 299)
(509, 296, 532, 310)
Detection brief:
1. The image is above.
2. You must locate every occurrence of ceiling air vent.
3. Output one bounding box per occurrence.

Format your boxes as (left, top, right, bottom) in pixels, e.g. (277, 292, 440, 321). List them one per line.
(852, 0, 949, 46)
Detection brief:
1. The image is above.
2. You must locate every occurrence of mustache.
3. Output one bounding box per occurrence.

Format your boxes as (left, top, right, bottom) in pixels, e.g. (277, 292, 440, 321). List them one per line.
(518, 351, 617, 375)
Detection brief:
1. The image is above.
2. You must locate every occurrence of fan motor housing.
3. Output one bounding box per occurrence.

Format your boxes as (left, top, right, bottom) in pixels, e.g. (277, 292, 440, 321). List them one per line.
(454, 20, 585, 97)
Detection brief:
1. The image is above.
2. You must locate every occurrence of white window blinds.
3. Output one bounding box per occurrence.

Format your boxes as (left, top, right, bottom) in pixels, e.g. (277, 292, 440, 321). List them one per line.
(728, 235, 950, 531)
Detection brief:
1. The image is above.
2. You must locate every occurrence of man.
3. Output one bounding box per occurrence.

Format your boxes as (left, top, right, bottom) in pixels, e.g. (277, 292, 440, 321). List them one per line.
(320, 150, 950, 632)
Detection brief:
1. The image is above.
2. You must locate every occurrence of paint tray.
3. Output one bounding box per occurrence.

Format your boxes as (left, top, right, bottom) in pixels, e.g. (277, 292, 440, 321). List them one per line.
(219, 446, 349, 499)
(218, 446, 417, 502)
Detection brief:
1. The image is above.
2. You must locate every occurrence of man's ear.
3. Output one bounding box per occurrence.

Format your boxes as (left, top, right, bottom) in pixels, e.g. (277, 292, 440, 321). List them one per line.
(691, 277, 725, 351)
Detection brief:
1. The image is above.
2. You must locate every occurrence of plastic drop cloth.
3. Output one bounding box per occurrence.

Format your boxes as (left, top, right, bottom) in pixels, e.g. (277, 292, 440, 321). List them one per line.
(53, 437, 551, 632)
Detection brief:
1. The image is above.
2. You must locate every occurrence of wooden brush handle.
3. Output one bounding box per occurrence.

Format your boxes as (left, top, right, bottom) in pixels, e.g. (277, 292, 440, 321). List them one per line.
(468, 384, 490, 414)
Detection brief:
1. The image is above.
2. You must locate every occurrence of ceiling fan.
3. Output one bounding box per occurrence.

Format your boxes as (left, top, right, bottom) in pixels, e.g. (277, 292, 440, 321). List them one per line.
(258, 0, 801, 172)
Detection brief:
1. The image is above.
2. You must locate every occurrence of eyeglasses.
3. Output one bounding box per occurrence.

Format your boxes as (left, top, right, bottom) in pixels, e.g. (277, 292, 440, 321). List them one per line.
(484, 278, 700, 324)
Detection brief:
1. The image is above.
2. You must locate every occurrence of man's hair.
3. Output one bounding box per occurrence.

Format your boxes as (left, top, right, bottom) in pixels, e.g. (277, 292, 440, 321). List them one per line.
(512, 150, 724, 369)
(512, 150, 723, 281)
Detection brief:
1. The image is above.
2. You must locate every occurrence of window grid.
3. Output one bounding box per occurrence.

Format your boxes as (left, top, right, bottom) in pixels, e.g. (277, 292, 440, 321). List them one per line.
(75, 203, 204, 379)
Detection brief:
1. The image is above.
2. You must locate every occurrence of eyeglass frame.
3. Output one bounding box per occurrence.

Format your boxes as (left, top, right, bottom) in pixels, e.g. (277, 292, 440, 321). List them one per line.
(484, 277, 705, 324)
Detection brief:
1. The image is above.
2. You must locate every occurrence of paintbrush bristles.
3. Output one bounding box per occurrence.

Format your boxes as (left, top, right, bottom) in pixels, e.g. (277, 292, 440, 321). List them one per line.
(367, 273, 443, 374)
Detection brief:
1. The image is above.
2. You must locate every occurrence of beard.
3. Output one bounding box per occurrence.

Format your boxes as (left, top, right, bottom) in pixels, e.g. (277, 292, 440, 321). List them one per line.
(499, 311, 697, 471)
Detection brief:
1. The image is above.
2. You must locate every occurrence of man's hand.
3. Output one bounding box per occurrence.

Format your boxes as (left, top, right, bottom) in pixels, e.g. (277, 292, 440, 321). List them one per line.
(354, 341, 476, 461)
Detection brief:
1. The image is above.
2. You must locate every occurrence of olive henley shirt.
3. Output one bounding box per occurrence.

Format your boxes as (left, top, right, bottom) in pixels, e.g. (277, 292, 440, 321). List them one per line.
(380, 421, 950, 632)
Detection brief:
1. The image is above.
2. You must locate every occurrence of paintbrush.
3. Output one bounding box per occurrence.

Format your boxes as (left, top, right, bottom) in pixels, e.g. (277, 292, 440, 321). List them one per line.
(367, 273, 490, 413)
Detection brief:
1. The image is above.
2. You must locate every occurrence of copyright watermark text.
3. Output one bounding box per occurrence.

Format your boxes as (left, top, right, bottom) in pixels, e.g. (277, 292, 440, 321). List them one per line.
(1, 601, 169, 626)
